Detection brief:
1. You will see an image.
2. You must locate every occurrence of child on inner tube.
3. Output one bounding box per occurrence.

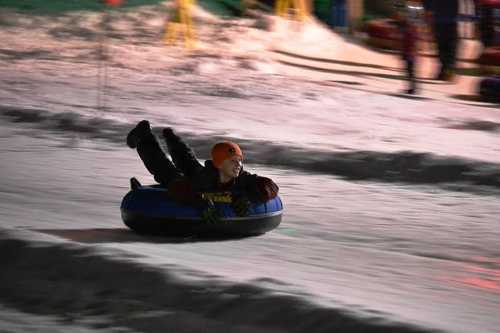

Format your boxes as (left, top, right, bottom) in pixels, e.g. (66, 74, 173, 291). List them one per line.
(126, 120, 279, 223)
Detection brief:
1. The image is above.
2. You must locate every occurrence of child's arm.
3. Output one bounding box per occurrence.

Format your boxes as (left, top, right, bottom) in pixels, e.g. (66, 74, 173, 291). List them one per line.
(238, 171, 279, 203)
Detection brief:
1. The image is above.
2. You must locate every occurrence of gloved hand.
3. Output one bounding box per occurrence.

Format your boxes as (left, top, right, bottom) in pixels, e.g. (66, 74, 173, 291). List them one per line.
(201, 205, 221, 224)
(197, 198, 221, 224)
(232, 195, 251, 217)
(255, 177, 279, 202)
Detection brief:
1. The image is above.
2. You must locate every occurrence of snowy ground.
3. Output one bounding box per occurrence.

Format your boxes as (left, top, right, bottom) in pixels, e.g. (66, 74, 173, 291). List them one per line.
(1, 3, 500, 333)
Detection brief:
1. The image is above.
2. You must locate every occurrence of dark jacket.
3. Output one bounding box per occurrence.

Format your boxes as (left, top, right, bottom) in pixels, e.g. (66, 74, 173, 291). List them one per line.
(168, 160, 279, 205)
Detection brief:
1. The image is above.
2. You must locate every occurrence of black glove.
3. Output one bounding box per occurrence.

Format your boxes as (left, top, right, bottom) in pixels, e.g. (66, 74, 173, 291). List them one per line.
(201, 206, 221, 224)
(231, 195, 251, 217)
(197, 198, 221, 224)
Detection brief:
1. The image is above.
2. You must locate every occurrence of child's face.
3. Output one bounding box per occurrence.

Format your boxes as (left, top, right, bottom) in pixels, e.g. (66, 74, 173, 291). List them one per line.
(219, 156, 243, 180)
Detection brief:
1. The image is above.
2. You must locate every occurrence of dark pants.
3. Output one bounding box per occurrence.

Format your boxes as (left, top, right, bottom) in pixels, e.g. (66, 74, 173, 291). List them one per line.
(428, 0, 459, 73)
(136, 131, 203, 186)
(330, 0, 346, 27)
(434, 22, 458, 72)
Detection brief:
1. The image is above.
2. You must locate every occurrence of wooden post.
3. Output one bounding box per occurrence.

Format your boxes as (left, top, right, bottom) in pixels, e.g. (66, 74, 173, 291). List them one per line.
(164, 0, 196, 48)
(275, 0, 308, 21)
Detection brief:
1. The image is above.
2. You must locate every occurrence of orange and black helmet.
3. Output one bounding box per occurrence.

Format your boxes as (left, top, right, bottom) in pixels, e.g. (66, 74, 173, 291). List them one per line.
(211, 141, 243, 168)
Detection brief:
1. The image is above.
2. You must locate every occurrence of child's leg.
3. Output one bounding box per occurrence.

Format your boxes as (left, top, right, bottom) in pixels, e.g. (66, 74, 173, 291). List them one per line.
(128, 121, 182, 186)
(163, 128, 204, 178)
(136, 136, 182, 186)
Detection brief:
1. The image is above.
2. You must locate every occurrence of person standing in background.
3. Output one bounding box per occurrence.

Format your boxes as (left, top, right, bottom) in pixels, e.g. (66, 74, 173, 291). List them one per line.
(394, 1, 420, 94)
(399, 10, 419, 94)
(422, 0, 459, 80)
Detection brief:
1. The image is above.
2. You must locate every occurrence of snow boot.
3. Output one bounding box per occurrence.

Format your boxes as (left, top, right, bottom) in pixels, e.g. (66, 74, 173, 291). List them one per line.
(130, 177, 142, 190)
(435, 68, 455, 81)
(127, 120, 151, 148)
(162, 127, 179, 143)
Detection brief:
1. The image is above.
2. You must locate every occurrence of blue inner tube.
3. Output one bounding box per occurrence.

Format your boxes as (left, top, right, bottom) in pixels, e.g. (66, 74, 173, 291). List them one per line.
(121, 185, 283, 236)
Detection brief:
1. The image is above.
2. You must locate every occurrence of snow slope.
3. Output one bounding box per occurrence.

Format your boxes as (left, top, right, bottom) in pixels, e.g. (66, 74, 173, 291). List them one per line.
(1, 4, 500, 333)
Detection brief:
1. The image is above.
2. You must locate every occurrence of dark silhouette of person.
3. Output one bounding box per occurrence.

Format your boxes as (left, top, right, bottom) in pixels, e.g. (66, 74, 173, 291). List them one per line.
(423, 0, 459, 80)
(397, 10, 419, 94)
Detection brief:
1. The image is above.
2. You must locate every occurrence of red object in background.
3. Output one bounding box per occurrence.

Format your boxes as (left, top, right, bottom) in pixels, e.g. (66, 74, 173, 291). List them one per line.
(479, 0, 500, 7)
(479, 46, 500, 65)
(104, 0, 124, 6)
(366, 19, 402, 42)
